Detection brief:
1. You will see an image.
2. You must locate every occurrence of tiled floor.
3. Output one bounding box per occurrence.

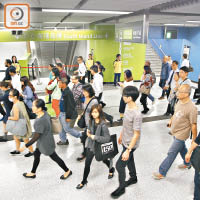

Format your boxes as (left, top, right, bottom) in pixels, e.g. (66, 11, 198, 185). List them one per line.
(0, 79, 199, 200)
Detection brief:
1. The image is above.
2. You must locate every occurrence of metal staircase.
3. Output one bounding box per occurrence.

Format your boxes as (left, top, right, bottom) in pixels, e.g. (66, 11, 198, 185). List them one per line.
(145, 42, 162, 77)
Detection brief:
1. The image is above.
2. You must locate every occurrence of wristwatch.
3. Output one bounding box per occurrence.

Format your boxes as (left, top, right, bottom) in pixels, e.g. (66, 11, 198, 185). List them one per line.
(127, 148, 132, 153)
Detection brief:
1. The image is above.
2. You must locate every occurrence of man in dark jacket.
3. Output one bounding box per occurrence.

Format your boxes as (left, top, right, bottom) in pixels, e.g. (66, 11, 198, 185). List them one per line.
(57, 77, 82, 145)
(159, 56, 171, 100)
(3, 59, 13, 81)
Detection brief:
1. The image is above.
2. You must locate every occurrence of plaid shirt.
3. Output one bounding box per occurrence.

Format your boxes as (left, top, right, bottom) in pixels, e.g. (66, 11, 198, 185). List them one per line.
(72, 83, 83, 110)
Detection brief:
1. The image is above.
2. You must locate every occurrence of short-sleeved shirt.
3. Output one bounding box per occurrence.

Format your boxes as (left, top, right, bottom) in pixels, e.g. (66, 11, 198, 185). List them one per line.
(179, 78, 191, 86)
(171, 100, 197, 141)
(34, 112, 56, 156)
(122, 107, 142, 149)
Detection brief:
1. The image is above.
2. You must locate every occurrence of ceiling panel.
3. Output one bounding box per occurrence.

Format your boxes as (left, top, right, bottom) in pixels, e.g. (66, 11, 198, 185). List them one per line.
(81, 0, 172, 11)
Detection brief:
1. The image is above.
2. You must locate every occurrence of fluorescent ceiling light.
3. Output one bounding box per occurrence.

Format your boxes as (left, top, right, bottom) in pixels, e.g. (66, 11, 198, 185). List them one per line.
(44, 22, 89, 24)
(164, 24, 184, 26)
(42, 9, 132, 15)
(43, 27, 75, 29)
(187, 20, 200, 23)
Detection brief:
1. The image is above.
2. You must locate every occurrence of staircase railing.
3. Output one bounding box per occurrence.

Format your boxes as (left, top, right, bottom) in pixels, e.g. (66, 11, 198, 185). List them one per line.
(150, 39, 166, 57)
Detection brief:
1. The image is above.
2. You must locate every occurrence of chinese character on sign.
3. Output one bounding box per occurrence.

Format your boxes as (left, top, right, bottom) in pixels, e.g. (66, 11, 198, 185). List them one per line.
(4, 4, 30, 29)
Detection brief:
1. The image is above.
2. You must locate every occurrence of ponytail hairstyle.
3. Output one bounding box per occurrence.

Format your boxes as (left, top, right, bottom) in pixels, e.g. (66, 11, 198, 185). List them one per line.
(34, 99, 47, 111)
(10, 89, 22, 101)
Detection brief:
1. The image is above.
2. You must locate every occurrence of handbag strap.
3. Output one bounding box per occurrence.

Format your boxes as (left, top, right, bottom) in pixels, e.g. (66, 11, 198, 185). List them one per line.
(82, 97, 96, 116)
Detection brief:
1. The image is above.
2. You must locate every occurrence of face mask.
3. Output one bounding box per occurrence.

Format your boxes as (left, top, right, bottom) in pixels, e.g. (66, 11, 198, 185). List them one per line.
(9, 98, 13, 102)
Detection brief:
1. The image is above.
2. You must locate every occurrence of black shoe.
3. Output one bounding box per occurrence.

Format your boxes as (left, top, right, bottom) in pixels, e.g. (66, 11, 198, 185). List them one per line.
(45, 102, 51, 104)
(24, 152, 34, 157)
(77, 155, 86, 162)
(111, 187, 125, 199)
(117, 118, 123, 122)
(100, 102, 106, 108)
(0, 137, 7, 142)
(108, 167, 115, 179)
(164, 112, 170, 116)
(109, 116, 114, 127)
(60, 170, 72, 180)
(23, 173, 36, 179)
(125, 177, 138, 187)
(196, 101, 200, 105)
(76, 181, 88, 189)
(10, 150, 20, 155)
(57, 140, 69, 145)
(141, 108, 149, 114)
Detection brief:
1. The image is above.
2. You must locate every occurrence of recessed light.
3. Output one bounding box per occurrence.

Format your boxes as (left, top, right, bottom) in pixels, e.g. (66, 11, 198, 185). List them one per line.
(42, 9, 132, 15)
(164, 24, 184, 26)
(186, 20, 200, 23)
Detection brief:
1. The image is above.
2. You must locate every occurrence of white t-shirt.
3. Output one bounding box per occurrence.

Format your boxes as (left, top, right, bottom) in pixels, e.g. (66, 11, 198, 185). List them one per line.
(181, 59, 190, 68)
(11, 74, 22, 93)
(78, 62, 86, 76)
(92, 73, 103, 97)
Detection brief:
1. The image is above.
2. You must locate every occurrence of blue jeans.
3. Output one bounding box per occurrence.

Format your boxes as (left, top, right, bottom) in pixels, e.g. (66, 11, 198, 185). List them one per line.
(194, 170, 200, 200)
(159, 137, 190, 176)
(114, 73, 121, 86)
(59, 112, 81, 142)
(148, 94, 154, 102)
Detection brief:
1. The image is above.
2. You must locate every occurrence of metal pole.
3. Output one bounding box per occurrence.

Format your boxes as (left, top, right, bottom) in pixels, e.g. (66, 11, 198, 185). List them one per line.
(142, 11, 149, 44)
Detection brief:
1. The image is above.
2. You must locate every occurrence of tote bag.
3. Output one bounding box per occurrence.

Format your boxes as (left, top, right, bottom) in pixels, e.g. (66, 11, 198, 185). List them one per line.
(139, 85, 150, 95)
(191, 146, 200, 172)
(95, 134, 119, 162)
(6, 119, 27, 136)
(51, 117, 62, 134)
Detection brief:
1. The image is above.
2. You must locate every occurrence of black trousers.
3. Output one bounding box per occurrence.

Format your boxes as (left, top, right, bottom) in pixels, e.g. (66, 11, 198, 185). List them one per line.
(87, 70, 91, 83)
(82, 148, 112, 184)
(79, 76, 85, 84)
(116, 146, 137, 188)
(31, 148, 69, 173)
(0, 104, 6, 116)
(140, 93, 148, 111)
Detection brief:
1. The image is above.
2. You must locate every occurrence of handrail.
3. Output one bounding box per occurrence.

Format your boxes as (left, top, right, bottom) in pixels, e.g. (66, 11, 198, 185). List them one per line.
(151, 39, 166, 56)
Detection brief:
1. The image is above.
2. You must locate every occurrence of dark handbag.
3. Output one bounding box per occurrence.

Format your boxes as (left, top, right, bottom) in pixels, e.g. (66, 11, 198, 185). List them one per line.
(94, 134, 119, 162)
(77, 98, 95, 128)
(191, 146, 200, 172)
(24, 102, 37, 119)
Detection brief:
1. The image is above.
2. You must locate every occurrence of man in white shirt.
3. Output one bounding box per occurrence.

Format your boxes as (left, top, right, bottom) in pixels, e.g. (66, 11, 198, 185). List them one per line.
(181, 54, 190, 68)
(75, 56, 86, 84)
(163, 60, 179, 116)
(90, 65, 103, 100)
(9, 66, 22, 93)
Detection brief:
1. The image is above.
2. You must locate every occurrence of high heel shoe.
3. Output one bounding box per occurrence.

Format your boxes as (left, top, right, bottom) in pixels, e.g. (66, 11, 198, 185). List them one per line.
(23, 173, 36, 179)
(108, 167, 115, 179)
(76, 181, 88, 189)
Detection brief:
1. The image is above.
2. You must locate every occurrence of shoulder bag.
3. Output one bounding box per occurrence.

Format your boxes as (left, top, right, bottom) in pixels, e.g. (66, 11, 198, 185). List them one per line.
(51, 117, 62, 134)
(139, 85, 150, 95)
(6, 119, 27, 136)
(77, 98, 95, 128)
(94, 125, 118, 161)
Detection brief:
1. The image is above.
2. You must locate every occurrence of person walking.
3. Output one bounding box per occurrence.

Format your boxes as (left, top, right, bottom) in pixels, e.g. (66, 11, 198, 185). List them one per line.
(117, 69, 134, 122)
(163, 60, 179, 116)
(153, 84, 197, 180)
(9, 66, 22, 93)
(76, 56, 87, 84)
(140, 66, 153, 114)
(46, 68, 61, 117)
(57, 77, 82, 146)
(185, 132, 200, 200)
(0, 82, 13, 142)
(76, 104, 115, 189)
(11, 55, 20, 74)
(3, 59, 12, 81)
(111, 86, 142, 199)
(181, 53, 190, 68)
(158, 56, 171, 100)
(113, 54, 122, 86)
(56, 63, 67, 78)
(77, 84, 98, 162)
(86, 54, 94, 83)
(46, 64, 55, 104)
(20, 99, 72, 180)
(20, 76, 36, 109)
(8, 89, 34, 157)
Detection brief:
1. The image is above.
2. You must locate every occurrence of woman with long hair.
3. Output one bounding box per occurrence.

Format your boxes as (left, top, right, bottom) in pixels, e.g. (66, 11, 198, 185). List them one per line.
(11, 55, 20, 74)
(8, 89, 34, 157)
(113, 54, 122, 86)
(20, 76, 36, 109)
(77, 84, 98, 162)
(46, 67, 61, 117)
(140, 66, 153, 114)
(76, 104, 115, 189)
(20, 99, 72, 180)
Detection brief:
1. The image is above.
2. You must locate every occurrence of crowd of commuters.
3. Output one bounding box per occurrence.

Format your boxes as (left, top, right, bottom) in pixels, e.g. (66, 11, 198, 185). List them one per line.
(0, 53, 199, 200)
